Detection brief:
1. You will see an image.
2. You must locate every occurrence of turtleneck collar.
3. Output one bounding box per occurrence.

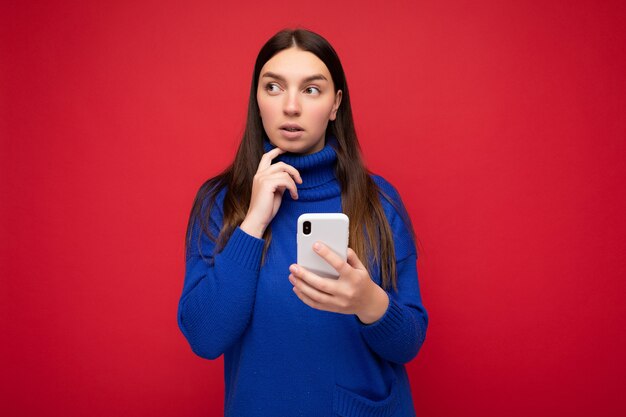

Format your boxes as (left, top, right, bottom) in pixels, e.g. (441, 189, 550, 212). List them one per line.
(262, 134, 341, 201)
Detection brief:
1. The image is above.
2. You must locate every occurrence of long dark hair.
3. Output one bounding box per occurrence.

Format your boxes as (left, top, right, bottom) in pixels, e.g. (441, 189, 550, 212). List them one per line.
(185, 28, 417, 292)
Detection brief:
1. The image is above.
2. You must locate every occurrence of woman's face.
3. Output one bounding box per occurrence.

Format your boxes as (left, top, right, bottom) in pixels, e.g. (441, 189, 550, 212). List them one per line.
(257, 47, 342, 155)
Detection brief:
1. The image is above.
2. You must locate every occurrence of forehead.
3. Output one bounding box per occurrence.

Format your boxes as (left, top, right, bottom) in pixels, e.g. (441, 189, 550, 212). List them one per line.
(260, 47, 331, 80)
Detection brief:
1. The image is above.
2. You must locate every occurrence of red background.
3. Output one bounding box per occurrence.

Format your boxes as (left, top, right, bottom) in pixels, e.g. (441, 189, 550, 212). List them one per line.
(2, 1, 625, 416)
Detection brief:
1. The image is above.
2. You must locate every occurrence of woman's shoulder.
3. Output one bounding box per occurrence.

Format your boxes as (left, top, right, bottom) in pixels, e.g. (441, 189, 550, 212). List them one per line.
(186, 178, 229, 244)
(194, 177, 228, 212)
(369, 173, 406, 215)
(369, 173, 417, 257)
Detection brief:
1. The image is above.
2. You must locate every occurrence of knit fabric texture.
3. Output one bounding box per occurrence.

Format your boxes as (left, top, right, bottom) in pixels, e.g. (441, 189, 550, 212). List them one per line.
(177, 134, 428, 417)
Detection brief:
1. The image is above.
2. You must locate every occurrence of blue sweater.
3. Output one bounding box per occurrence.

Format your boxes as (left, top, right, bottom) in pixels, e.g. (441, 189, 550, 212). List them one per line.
(178, 135, 428, 417)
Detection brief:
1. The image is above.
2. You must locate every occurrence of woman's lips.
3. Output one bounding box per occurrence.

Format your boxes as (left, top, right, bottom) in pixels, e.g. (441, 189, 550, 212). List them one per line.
(279, 128, 304, 139)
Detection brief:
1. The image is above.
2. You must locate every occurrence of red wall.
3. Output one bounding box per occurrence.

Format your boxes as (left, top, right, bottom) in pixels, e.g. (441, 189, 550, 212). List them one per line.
(2, 1, 625, 416)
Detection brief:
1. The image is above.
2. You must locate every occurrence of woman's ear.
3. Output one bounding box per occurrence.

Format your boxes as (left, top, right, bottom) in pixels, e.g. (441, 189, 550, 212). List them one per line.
(330, 90, 342, 121)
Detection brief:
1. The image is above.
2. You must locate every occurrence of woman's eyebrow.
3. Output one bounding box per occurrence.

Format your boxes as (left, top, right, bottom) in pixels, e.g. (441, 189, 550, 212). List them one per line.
(261, 71, 328, 84)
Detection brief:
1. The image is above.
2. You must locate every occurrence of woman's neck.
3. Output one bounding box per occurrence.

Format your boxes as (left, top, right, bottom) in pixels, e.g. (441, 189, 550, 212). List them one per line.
(262, 134, 341, 201)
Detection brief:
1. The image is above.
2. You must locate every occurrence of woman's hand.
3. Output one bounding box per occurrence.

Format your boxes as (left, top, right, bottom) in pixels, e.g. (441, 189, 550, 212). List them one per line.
(288, 243, 390, 324)
(240, 147, 302, 239)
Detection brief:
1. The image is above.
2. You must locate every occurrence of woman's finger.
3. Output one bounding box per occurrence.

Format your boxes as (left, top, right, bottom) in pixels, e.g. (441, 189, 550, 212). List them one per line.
(292, 285, 325, 311)
(257, 147, 286, 172)
(346, 248, 366, 270)
(312, 242, 351, 275)
(264, 161, 302, 184)
(265, 174, 299, 200)
(290, 272, 335, 306)
(289, 265, 336, 295)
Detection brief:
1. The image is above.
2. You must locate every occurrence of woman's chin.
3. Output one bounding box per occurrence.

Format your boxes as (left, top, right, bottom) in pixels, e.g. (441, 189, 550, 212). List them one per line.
(269, 137, 323, 155)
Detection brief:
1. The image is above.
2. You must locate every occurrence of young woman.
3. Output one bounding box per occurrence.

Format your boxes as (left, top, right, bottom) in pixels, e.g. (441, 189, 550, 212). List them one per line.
(177, 28, 428, 417)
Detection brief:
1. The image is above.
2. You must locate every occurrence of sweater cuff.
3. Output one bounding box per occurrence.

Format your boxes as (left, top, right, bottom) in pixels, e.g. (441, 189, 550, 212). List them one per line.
(357, 296, 405, 341)
(219, 226, 265, 271)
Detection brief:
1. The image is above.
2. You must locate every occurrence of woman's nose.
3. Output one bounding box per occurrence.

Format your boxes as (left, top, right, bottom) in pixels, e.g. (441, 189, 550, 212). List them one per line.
(283, 91, 301, 116)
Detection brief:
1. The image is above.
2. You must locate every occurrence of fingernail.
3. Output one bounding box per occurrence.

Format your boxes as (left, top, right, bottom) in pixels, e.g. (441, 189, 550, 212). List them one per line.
(290, 264, 299, 273)
(313, 242, 321, 251)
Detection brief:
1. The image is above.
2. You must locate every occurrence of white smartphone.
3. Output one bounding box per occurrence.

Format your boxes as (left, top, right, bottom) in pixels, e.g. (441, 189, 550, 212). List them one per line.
(297, 213, 349, 279)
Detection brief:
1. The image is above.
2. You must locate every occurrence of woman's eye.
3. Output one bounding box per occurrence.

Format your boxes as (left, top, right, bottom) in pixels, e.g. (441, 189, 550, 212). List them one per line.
(305, 86, 321, 95)
(265, 83, 280, 92)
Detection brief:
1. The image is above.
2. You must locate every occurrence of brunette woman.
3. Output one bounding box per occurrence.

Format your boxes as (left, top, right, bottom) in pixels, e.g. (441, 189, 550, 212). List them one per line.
(178, 27, 428, 417)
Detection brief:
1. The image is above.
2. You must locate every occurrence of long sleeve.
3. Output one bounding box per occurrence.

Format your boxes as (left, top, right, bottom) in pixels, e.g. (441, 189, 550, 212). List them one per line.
(357, 252, 428, 364)
(177, 192, 265, 360)
(356, 175, 429, 364)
